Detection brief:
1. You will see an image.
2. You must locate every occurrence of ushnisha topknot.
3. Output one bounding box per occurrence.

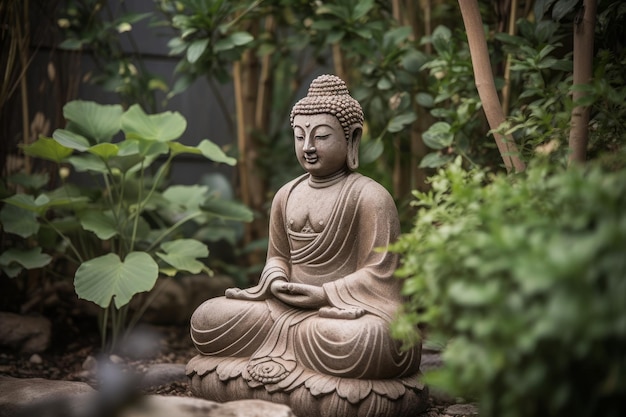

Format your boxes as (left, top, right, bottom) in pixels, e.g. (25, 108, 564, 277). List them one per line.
(290, 74, 364, 141)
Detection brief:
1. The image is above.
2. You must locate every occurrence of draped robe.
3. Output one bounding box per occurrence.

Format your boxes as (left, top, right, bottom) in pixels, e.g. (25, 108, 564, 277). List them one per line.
(190, 172, 420, 388)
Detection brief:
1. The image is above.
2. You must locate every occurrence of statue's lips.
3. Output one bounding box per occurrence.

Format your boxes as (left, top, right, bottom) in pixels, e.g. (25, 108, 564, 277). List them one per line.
(304, 156, 318, 164)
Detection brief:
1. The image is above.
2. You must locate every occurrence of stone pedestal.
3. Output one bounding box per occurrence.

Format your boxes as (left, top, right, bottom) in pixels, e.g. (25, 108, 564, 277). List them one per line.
(186, 355, 429, 417)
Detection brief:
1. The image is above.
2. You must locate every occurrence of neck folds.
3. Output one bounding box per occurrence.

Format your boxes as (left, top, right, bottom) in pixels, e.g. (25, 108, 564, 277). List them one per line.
(308, 169, 349, 189)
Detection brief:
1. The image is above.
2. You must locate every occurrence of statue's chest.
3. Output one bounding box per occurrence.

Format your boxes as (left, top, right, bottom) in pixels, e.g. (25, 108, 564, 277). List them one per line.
(286, 184, 342, 233)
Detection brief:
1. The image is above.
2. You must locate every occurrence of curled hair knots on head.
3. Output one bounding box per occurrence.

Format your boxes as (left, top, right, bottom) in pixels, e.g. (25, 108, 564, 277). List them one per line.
(290, 74, 364, 141)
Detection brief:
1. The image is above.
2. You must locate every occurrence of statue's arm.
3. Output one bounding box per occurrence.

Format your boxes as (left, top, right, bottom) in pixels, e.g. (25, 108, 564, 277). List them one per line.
(225, 184, 292, 301)
(322, 180, 401, 320)
(225, 265, 287, 300)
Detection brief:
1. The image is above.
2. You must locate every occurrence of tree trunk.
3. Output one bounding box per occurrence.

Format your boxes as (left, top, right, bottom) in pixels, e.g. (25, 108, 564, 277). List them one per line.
(458, 0, 526, 173)
(568, 0, 597, 165)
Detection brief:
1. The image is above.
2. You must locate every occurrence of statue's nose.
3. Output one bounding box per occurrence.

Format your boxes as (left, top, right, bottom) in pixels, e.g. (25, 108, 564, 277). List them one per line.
(303, 137, 316, 153)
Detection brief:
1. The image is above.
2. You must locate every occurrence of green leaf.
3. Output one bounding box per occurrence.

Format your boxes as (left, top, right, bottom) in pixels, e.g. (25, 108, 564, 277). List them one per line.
(134, 138, 170, 157)
(360, 138, 384, 164)
(116, 11, 151, 25)
(419, 152, 453, 168)
(122, 105, 187, 142)
(352, 0, 374, 20)
(230, 31, 254, 46)
(53, 129, 90, 151)
(201, 197, 254, 222)
(156, 239, 209, 274)
(387, 112, 417, 133)
(317, 4, 349, 20)
(0, 204, 40, 237)
(6, 172, 49, 189)
(214, 37, 234, 52)
(0, 247, 51, 271)
(109, 154, 145, 173)
(423, 122, 454, 149)
(401, 50, 428, 74)
(377, 77, 393, 90)
(196, 139, 236, 165)
(74, 252, 159, 309)
(431, 25, 452, 54)
(187, 39, 208, 63)
(448, 281, 499, 307)
(22, 137, 73, 162)
(552, 0, 580, 21)
(416, 92, 434, 108)
(63, 101, 123, 143)
(79, 210, 118, 239)
(59, 38, 84, 50)
(3, 194, 46, 214)
(67, 154, 108, 173)
(1, 263, 22, 278)
(383, 26, 412, 48)
(88, 143, 119, 160)
(163, 185, 210, 211)
(169, 142, 201, 157)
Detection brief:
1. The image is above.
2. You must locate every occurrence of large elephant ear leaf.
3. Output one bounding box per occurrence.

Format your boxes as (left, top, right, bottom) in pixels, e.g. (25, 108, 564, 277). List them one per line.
(63, 100, 123, 143)
(74, 252, 158, 309)
(121, 104, 186, 142)
(156, 239, 209, 275)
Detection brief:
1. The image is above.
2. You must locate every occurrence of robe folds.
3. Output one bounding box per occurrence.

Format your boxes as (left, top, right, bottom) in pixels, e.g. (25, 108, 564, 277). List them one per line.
(190, 172, 420, 387)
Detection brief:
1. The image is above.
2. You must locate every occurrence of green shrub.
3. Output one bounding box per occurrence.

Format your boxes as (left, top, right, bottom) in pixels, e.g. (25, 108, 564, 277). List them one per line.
(391, 157, 626, 417)
(0, 100, 252, 350)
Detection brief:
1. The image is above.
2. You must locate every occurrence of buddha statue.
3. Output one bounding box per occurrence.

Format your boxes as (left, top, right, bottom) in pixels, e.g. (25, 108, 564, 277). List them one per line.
(186, 74, 428, 417)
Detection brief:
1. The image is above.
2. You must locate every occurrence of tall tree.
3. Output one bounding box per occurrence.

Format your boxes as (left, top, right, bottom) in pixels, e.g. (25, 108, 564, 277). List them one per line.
(568, 0, 597, 164)
(457, 0, 526, 173)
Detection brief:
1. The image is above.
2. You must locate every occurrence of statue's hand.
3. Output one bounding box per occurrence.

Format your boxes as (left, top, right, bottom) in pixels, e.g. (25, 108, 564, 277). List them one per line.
(271, 282, 328, 309)
(318, 306, 365, 320)
(225, 287, 265, 301)
(225, 275, 288, 301)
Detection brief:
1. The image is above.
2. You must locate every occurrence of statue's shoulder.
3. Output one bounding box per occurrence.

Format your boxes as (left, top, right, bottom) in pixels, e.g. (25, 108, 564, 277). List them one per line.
(272, 174, 308, 206)
(350, 173, 393, 197)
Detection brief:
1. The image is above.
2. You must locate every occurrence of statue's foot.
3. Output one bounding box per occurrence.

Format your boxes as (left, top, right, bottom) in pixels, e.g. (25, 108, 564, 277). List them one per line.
(186, 355, 429, 417)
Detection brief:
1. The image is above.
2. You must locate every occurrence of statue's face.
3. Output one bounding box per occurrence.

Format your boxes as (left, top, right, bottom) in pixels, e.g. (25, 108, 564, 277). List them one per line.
(292, 114, 348, 177)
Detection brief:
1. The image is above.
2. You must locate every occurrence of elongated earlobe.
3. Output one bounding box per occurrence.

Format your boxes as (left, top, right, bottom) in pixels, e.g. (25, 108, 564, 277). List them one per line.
(347, 126, 362, 170)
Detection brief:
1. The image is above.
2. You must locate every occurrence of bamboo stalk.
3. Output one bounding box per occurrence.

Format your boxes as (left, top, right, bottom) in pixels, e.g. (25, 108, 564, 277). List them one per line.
(332, 44, 345, 80)
(458, 0, 526, 173)
(233, 60, 251, 227)
(255, 16, 275, 129)
(568, 0, 597, 164)
(16, 0, 31, 173)
(501, 0, 518, 116)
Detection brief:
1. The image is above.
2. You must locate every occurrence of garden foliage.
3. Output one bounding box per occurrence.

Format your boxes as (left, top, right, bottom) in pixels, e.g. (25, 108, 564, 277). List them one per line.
(0, 100, 252, 349)
(391, 157, 626, 417)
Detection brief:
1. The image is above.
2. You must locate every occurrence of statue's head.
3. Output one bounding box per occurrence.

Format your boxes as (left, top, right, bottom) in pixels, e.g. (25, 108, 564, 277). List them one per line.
(290, 75, 364, 171)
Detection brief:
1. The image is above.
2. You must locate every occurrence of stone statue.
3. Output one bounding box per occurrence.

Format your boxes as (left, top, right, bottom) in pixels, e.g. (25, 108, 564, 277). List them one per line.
(186, 75, 428, 417)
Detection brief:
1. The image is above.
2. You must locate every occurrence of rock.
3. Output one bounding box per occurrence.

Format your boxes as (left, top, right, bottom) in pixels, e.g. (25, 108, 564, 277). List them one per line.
(0, 312, 51, 353)
(180, 274, 236, 315)
(109, 354, 124, 364)
(0, 376, 94, 417)
(0, 377, 295, 417)
(444, 403, 479, 416)
(29, 354, 42, 364)
(218, 399, 296, 417)
(420, 352, 443, 372)
(140, 363, 187, 389)
(82, 355, 97, 372)
(136, 275, 236, 325)
(118, 396, 296, 417)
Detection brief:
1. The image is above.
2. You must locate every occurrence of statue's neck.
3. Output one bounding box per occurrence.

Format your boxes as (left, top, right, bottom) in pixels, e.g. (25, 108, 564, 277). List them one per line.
(308, 169, 349, 189)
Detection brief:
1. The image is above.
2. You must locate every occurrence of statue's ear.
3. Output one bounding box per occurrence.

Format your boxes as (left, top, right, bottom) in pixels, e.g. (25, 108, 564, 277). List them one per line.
(347, 125, 362, 170)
